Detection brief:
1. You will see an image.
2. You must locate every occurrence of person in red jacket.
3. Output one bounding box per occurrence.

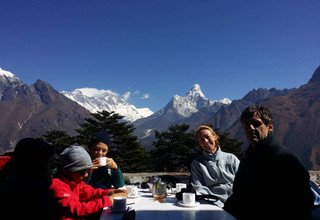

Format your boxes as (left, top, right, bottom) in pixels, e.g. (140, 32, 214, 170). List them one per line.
(50, 145, 127, 220)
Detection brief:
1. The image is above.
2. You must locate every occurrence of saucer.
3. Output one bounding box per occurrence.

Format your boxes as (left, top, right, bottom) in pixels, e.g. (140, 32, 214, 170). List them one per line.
(128, 194, 140, 199)
(177, 201, 200, 208)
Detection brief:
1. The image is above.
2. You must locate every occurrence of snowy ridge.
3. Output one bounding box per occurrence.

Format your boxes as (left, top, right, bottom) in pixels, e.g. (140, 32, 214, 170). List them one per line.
(0, 68, 16, 78)
(0, 68, 22, 85)
(0, 67, 231, 124)
(169, 84, 231, 118)
(61, 88, 153, 122)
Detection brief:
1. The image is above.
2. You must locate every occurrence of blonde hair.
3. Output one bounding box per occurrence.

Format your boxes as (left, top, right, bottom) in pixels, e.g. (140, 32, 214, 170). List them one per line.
(196, 125, 220, 144)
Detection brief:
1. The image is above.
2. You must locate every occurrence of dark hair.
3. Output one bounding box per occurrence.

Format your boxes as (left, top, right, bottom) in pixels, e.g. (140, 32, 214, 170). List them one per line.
(89, 131, 112, 149)
(0, 138, 56, 219)
(240, 105, 273, 126)
(0, 138, 54, 180)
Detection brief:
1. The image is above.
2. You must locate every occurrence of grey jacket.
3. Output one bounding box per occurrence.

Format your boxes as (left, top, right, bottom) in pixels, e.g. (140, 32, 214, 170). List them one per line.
(190, 146, 239, 207)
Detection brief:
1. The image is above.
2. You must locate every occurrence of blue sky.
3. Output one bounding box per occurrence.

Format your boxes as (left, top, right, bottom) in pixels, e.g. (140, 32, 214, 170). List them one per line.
(1, 0, 319, 112)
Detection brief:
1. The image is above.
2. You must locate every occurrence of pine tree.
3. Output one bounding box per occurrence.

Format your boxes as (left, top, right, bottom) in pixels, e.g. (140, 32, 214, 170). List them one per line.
(75, 110, 151, 172)
(218, 131, 244, 160)
(151, 124, 197, 172)
(41, 130, 76, 154)
(151, 124, 244, 172)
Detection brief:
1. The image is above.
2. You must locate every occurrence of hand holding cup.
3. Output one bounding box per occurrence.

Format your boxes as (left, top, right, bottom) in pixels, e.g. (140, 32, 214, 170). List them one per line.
(92, 157, 118, 170)
(108, 188, 128, 197)
(106, 157, 118, 170)
(98, 156, 108, 166)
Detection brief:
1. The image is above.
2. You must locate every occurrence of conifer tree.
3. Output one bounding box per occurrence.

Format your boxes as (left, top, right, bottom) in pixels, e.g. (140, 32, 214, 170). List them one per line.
(218, 131, 244, 160)
(151, 124, 244, 172)
(75, 110, 151, 172)
(151, 124, 197, 172)
(41, 130, 75, 154)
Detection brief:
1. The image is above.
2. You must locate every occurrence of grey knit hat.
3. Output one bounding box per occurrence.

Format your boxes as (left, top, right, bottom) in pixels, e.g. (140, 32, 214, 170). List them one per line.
(59, 145, 92, 173)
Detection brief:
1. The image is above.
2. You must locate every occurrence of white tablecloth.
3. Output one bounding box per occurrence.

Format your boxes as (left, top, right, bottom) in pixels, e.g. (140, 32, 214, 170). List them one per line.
(100, 188, 236, 220)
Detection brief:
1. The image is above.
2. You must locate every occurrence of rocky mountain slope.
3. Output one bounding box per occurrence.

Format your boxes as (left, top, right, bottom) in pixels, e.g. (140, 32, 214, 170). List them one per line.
(0, 69, 92, 153)
(0, 66, 319, 170)
(225, 66, 320, 170)
(133, 84, 231, 147)
(133, 66, 320, 170)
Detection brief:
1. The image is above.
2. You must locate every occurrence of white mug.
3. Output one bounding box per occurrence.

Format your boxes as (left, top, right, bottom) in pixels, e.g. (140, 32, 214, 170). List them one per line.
(176, 183, 187, 193)
(126, 185, 139, 197)
(182, 192, 196, 205)
(112, 196, 127, 212)
(98, 156, 108, 166)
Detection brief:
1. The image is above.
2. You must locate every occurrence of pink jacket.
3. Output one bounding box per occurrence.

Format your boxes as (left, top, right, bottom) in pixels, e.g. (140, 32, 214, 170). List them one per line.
(50, 177, 113, 220)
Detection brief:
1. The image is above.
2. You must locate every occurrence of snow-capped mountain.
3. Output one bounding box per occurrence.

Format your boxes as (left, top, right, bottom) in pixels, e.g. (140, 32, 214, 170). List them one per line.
(0, 68, 24, 97)
(170, 84, 230, 117)
(1, 65, 319, 170)
(0, 68, 92, 151)
(0, 68, 20, 83)
(133, 84, 231, 145)
(61, 88, 153, 122)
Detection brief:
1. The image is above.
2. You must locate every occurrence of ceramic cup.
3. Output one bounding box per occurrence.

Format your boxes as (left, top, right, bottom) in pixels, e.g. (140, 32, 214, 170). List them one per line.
(126, 185, 139, 197)
(112, 196, 127, 213)
(176, 183, 187, 193)
(182, 192, 196, 205)
(97, 156, 108, 166)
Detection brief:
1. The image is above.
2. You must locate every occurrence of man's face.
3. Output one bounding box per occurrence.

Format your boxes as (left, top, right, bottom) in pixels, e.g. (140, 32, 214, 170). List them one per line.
(241, 112, 273, 146)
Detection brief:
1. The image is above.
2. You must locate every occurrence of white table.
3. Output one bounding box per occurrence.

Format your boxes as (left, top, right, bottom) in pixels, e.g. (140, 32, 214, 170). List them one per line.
(100, 188, 236, 220)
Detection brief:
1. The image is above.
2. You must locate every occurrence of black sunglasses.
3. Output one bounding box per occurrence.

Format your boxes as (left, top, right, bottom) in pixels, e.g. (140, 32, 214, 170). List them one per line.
(77, 169, 89, 175)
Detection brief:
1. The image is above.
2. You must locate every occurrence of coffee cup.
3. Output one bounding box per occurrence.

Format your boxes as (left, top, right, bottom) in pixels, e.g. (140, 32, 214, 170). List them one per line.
(176, 183, 187, 193)
(97, 157, 108, 166)
(126, 185, 139, 197)
(112, 196, 127, 213)
(182, 192, 196, 205)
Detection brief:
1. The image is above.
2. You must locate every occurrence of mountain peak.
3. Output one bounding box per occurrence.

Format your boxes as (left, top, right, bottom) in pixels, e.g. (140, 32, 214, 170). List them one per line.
(62, 88, 153, 122)
(187, 84, 205, 99)
(0, 68, 24, 96)
(0, 68, 16, 78)
(308, 65, 320, 83)
(0, 68, 22, 84)
(67, 87, 116, 98)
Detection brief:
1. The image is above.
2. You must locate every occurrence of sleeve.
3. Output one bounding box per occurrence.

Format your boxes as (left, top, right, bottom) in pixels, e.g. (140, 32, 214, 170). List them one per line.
(111, 167, 125, 188)
(190, 159, 211, 194)
(80, 181, 113, 199)
(50, 179, 113, 219)
(232, 155, 240, 173)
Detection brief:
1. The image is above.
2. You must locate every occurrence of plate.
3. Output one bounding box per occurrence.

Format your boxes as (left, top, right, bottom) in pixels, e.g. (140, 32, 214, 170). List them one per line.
(177, 201, 200, 208)
(128, 194, 140, 199)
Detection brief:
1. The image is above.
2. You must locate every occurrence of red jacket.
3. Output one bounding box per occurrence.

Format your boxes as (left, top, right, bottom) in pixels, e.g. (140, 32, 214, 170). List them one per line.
(50, 177, 113, 220)
(0, 156, 11, 170)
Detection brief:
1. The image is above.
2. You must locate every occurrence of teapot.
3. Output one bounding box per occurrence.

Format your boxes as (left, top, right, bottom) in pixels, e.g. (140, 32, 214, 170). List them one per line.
(149, 176, 170, 200)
